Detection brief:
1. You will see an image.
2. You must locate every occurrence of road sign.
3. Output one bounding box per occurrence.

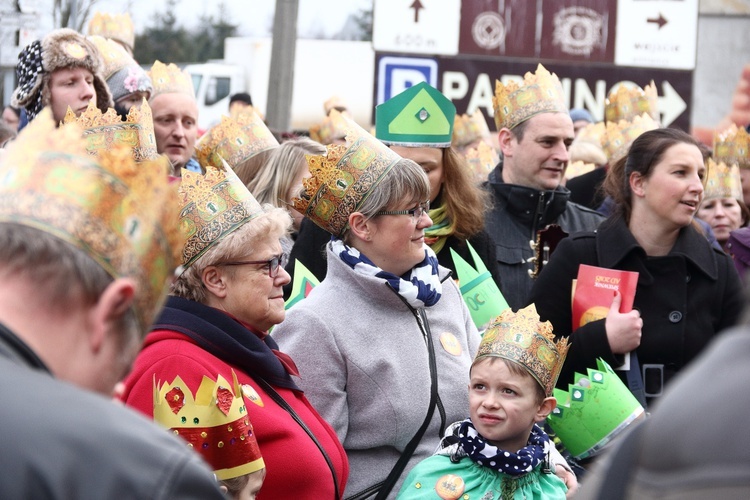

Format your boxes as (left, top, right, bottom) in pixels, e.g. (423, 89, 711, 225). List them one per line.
(373, 0, 461, 55)
(376, 56, 437, 105)
(615, 0, 699, 70)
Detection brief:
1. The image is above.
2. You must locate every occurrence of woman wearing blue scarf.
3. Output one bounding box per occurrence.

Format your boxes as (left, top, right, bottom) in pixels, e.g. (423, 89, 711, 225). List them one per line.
(273, 113, 481, 498)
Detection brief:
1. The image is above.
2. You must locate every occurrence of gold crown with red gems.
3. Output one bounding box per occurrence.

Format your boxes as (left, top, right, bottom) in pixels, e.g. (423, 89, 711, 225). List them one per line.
(714, 124, 750, 169)
(604, 82, 660, 124)
(292, 110, 402, 237)
(0, 109, 183, 331)
(492, 64, 568, 131)
(63, 100, 158, 162)
(153, 371, 264, 481)
(475, 304, 570, 396)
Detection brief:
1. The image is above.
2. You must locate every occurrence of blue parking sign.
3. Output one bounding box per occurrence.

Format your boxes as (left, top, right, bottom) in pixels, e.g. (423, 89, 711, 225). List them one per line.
(377, 56, 438, 105)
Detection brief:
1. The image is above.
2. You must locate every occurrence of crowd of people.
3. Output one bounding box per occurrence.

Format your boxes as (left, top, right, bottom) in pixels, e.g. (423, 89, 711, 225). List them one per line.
(1, 11, 750, 500)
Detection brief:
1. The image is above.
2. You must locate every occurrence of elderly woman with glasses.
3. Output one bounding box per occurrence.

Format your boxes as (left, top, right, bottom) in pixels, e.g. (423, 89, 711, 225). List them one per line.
(272, 115, 481, 498)
(119, 164, 348, 499)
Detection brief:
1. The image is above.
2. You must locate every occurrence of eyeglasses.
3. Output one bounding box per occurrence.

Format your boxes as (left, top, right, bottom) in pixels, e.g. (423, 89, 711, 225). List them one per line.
(375, 201, 430, 221)
(217, 254, 285, 278)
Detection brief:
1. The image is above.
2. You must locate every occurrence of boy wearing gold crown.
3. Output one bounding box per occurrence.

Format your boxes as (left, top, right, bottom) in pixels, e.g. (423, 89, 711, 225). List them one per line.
(398, 305, 570, 499)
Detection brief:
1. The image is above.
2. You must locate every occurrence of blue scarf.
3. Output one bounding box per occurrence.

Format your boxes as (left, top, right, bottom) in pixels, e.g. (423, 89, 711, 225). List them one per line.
(331, 239, 442, 308)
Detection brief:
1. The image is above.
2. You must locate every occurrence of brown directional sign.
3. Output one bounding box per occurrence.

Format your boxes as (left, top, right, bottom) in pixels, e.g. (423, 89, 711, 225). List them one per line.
(459, 0, 538, 58)
(538, 0, 616, 63)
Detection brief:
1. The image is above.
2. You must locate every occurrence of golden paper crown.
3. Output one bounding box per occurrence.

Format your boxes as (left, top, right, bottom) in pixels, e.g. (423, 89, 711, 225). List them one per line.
(196, 109, 279, 169)
(464, 140, 499, 183)
(324, 95, 348, 115)
(88, 35, 132, 79)
(714, 124, 750, 169)
(576, 122, 607, 147)
(292, 110, 402, 237)
(87, 12, 135, 51)
(492, 64, 568, 131)
(703, 157, 743, 201)
(602, 113, 660, 163)
(154, 371, 264, 481)
(309, 111, 349, 145)
(179, 161, 264, 268)
(63, 100, 159, 162)
(565, 161, 597, 181)
(476, 304, 570, 396)
(0, 110, 183, 330)
(149, 60, 195, 98)
(604, 82, 659, 124)
(452, 110, 492, 148)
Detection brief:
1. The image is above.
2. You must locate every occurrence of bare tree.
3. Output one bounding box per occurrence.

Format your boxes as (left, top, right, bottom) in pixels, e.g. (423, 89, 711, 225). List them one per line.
(53, 0, 102, 32)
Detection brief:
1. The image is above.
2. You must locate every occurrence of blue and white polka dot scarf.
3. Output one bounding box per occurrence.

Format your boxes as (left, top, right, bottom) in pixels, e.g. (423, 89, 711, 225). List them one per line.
(331, 238, 442, 308)
(458, 418, 549, 476)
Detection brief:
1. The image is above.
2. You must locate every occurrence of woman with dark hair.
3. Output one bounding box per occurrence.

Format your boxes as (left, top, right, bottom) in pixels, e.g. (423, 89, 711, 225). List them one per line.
(529, 128, 743, 404)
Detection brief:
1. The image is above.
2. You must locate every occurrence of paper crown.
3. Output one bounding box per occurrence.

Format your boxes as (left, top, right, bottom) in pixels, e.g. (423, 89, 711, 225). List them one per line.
(703, 157, 743, 201)
(88, 35, 132, 80)
(576, 121, 607, 147)
(376, 82, 456, 147)
(285, 259, 321, 310)
(547, 359, 645, 460)
(153, 371, 264, 481)
(309, 111, 349, 145)
(0, 110, 183, 330)
(602, 113, 660, 163)
(293, 111, 402, 237)
(179, 161, 264, 268)
(452, 110, 492, 148)
(149, 60, 195, 98)
(87, 12, 135, 51)
(464, 140, 499, 183)
(714, 124, 750, 169)
(63, 100, 158, 162)
(475, 304, 570, 396)
(197, 109, 279, 170)
(324, 95, 348, 115)
(565, 161, 597, 181)
(492, 64, 568, 131)
(450, 241, 509, 329)
(604, 82, 659, 124)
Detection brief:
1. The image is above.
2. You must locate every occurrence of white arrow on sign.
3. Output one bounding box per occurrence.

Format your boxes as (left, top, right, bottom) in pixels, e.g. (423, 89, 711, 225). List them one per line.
(658, 81, 687, 127)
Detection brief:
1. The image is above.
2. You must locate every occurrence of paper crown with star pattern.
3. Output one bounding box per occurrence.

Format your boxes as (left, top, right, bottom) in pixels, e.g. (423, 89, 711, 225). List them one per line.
(0, 109, 183, 331)
(293, 110, 402, 237)
(148, 60, 195, 98)
(153, 371, 265, 481)
(604, 82, 660, 124)
(492, 64, 568, 131)
(714, 124, 750, 169)
(602, 113, 660, 164)
(62, 100, 158, 162)
(475, 304, 570, 396)
(196, 108, 279, 170)
(452, 110, 492, 148)
(178, 161, 264, 268)
(547, 359, 645, 460)
(376, 82, 456, 147)
(703, 157, 743, 201)
(87, 12, 135, 52)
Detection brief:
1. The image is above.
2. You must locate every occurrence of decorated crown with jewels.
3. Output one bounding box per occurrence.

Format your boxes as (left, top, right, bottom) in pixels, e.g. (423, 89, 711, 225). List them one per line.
(547, 359, 645, 460)
(178, 161, 263, 268)
(452, 110, 492, 148)
(87, 12, 135, 51)
(475, 304, 570, 396)
(63, 100, 158, 162)
(704, 157, 743, 201)
(149, 60, 195, 98)
(309, 110, 349, 145)
(154, 371, 264, 480)
(292, 110, 402, 237)
(196, 109, 279, 169)
(0, 109, 183, 331)
(602, 113, 660, 163)
(605, 82, 659, 124)
(714, 124, 750, 169)
(492, 64, 568, 131)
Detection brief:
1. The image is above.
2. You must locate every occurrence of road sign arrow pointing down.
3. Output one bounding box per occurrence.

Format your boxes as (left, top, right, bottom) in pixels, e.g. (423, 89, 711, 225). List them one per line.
(659, 81, 687, 127)
(647, 13, 668, 29)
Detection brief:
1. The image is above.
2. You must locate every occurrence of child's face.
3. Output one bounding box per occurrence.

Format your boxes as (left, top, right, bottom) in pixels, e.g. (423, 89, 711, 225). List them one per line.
(468, 358, 554, 453)
(235, 468, 265, 500)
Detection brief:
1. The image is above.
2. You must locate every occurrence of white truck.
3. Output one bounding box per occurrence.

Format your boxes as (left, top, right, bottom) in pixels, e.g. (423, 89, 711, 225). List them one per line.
(185, 37, 375, 132)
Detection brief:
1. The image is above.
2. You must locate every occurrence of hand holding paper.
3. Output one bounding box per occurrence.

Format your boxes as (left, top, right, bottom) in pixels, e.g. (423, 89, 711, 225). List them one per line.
(604, 291, 643, 355)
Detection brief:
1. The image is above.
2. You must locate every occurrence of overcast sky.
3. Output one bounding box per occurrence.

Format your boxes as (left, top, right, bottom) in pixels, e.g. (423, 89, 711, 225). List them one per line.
(93, 0, 372, 38)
